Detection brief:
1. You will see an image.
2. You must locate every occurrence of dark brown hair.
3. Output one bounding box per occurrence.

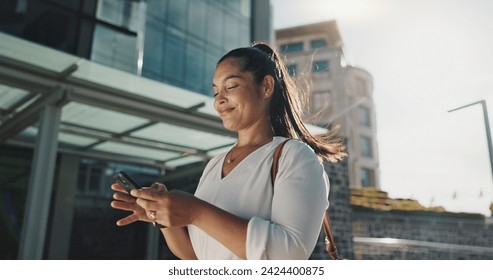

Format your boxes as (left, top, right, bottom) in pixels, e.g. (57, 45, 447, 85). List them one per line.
(217, 43, 347, 163)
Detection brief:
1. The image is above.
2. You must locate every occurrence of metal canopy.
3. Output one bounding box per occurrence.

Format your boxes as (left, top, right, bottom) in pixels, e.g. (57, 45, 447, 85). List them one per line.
(0, 32, 238, 170)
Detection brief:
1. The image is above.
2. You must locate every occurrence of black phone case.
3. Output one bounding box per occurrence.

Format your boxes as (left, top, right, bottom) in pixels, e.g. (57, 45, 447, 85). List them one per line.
(114, 171, 142, 193)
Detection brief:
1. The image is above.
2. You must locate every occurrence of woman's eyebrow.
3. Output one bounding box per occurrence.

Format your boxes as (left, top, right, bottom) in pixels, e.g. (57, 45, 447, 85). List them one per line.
(212, 74, 242, 87)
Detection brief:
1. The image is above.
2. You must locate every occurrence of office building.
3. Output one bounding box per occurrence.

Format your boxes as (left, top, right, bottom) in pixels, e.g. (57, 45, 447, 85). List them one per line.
(276, 20, 380, 189)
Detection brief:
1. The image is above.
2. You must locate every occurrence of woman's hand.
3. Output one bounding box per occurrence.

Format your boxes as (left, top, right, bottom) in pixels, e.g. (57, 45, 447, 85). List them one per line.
(110, 182, 167, 226)
(130, 188, 200, 228)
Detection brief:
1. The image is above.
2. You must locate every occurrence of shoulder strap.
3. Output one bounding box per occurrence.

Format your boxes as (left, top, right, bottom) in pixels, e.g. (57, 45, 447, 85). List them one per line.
(270, 139, 290, 185)
(323, 210, 338, 260)
(271, 139, 338, 260)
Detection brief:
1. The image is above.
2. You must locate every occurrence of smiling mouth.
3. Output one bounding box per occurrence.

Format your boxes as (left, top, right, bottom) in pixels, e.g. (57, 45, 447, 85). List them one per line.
(220, 107, 235, 116)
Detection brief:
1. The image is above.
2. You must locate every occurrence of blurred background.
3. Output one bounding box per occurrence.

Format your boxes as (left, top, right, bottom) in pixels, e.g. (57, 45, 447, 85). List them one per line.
(0, 0, 492, 260)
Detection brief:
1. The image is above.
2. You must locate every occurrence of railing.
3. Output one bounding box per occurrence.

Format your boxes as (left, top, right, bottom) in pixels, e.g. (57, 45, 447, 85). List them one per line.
(354, 237, 493, 254)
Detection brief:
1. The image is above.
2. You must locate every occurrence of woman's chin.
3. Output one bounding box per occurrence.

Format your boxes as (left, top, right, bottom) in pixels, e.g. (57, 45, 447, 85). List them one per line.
(221, 120, 240, 132)
(223, 124, 237, 131)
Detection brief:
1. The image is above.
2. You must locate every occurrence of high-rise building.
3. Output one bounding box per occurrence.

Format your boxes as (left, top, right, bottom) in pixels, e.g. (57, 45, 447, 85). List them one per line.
(276, 20, 380, 189)
(0, 0, 272, 260)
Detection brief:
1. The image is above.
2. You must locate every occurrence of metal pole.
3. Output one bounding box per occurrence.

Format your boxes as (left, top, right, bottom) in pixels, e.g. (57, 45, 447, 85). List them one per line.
(18, 102, 61, 259)
(448, 100, 493, 180)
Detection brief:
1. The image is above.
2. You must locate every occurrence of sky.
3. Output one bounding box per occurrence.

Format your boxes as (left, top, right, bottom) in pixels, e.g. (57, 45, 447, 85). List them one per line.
(271, 0, 493, 216)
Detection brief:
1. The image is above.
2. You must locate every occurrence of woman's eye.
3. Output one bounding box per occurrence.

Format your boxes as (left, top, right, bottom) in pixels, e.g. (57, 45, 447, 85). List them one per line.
(227, 85, 238, 90)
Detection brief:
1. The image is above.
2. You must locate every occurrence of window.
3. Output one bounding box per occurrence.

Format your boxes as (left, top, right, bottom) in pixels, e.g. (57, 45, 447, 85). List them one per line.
(358, 106, 371, 127)
(280, 42, 303, 53)
(206, 3, 224, 47)
(312, 60, 329, 72)
(163, 27, 185, 83)
(185, 41, 205, 92)
(311, 39, 327, 49)
(224, 13, 241, 50)
(361, 168, 375, 187)
(188, 0, 206, 39)
(361, 136, 373, 158)
(97, 0, 145, 32)
(141, 0, 251, 95)
(97, 0, 125, 28)
(168, 0, 187, 28)
(91, 24, 139, 74)
(287, 64, 297, 76)
(142, 19, 163, 76)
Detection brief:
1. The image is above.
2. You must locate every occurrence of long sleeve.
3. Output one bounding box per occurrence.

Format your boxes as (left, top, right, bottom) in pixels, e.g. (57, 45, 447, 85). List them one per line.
(245, 141, 329, 260)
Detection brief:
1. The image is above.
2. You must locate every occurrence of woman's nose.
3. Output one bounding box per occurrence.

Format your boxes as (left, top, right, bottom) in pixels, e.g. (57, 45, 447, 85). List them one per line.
(214, 93, 226, 110)
(215, 91, 227, 103)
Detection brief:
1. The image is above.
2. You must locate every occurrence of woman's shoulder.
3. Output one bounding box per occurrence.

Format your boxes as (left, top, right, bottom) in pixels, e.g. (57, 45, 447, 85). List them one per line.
(279, 137, 317, 157)
(272, 137, 320, 166)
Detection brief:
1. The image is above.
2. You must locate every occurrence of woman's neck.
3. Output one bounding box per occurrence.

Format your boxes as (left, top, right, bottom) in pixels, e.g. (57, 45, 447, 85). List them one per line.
(236, 120, 274, 147)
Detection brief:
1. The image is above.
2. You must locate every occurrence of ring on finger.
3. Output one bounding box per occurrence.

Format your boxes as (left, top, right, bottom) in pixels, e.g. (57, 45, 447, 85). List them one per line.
(149, 210, 156, 220)
(148, 211, 165, 228)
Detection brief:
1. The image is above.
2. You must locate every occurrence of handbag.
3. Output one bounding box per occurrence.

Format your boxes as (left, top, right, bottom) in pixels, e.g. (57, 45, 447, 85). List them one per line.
(270, 139, 339, 260)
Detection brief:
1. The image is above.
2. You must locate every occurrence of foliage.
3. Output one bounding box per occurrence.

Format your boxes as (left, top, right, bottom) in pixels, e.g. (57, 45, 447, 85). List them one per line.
(350, 187, 446, 212)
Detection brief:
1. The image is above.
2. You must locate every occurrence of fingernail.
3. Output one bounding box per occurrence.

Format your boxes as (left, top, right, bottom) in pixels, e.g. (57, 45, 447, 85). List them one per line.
(130, 189, 136, 196)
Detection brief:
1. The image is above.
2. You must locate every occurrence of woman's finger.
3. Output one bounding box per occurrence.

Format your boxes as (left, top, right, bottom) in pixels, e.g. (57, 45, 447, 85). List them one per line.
(116, 214, 140, 226)
(130, 188, 160, 200)
(111, 200, 134, 212)
(135, 197, 160, 211)
(111, 183, 129, 194)
(151, 182, 168, 192)
(113, 192, 136, 203)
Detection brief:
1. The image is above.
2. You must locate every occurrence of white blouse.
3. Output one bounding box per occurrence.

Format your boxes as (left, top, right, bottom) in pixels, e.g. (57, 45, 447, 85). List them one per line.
(188, 136, 330, 260)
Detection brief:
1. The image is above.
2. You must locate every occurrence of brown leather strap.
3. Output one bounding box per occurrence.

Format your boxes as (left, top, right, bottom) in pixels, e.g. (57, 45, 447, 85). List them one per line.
(270, 139, 290, 185)
(271, 139, 338, 260)
(323, 210, 338, 260)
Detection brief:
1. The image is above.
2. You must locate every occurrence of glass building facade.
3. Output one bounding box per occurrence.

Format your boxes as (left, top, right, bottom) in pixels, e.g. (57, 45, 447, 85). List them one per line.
(142, 0, 251, 95)
(0, 0, 254, 95)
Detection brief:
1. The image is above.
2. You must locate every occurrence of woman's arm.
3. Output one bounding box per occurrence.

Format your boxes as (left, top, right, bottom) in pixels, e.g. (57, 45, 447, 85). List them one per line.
(246, 142, 329, 259)
(191, 198, 249, 259)
(161, 227, 197, 260)
(132, 189, 249, 259)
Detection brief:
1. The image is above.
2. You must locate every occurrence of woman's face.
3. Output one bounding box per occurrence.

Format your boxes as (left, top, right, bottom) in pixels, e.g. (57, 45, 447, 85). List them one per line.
(213, 58, 270, 131)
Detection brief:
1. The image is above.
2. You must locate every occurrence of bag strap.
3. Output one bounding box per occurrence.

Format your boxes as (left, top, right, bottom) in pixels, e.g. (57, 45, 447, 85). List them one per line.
(271, 139, 338, 260)
(323, 210, 338, 260)
(270, 139, 290, 185)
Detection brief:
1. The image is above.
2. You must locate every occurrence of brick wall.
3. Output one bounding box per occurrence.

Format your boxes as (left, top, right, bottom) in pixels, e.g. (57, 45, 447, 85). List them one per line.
(351, 207, 493, 259)
(310, 160, 354, 260)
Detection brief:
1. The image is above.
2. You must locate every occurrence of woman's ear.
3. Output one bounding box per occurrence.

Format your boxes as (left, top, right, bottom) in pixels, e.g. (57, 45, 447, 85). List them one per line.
(261, 75, 275, 99)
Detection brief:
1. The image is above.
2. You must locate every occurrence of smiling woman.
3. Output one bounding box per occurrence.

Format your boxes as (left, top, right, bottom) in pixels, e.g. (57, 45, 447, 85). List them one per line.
(213, 59, 270, 132)
(111, 43, 347, 260)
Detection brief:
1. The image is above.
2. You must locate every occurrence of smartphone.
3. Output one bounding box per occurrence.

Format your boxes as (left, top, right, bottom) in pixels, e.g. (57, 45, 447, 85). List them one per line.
(114, 171, 142, 193)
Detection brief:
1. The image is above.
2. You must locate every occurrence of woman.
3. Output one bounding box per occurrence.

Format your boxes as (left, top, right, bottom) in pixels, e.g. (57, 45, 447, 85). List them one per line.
(110, 43, 346, 260)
